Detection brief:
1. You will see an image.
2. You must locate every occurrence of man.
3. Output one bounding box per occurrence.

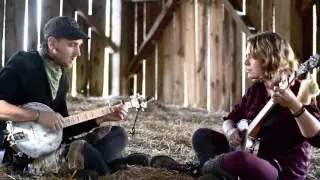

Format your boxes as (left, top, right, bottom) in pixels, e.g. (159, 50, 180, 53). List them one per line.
(0, 16, 149, 179)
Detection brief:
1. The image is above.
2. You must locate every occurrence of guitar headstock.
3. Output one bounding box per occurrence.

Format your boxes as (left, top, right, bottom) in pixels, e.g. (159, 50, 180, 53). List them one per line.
(295, 54, 320, 78)
(129, 94, 155, 110)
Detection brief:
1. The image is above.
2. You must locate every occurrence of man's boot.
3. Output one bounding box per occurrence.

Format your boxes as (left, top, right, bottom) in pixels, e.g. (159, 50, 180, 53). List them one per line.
(150, 155, 200, 177)
(107, 153, 151, 173)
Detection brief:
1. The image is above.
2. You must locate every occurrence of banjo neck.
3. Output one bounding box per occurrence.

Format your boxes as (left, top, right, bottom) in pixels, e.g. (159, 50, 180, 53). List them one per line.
(61, 101, 133, 128)
(247, 72, 297, 136)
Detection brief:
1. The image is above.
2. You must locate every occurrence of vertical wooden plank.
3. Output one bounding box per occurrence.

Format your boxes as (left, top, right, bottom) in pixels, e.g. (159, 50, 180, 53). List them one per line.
(137, 3, 144, 46)
(222, 10, 232, 111)
(262, 0, 273, 31)
(172, 7, 184, 105)
(246, 0, 262, 31)
(62, 0, 76, 90)
(120, 2, 134, 95)
(145, 50, 155, 97)
(301, 10, 313, 62)
(0, 0, 3, 68)
(274, 0, 303, 60)
(4, 0, 25, 63)
(136, 68, 143, 95)
(110, 0, 122, 96)
(40, 0, 61, 43)
(157, 39, 164, 101)
(161, 20, 173, 104)
(232, 20, 243, 106)
(76, 16, 89, 95)
(317, 3, 319, 54)
(27, 0, 38, 51)
(210, 0, 223, 111)
(182, 0, 196, 107)
(89, 0, 106, 96)
(63, 0, 76, 17)
(196, 0, 207, 108)
(316, 2, 320, 107)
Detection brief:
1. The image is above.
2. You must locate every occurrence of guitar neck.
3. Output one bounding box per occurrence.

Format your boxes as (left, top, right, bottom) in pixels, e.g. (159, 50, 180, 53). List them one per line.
(62, 101, 132, 128)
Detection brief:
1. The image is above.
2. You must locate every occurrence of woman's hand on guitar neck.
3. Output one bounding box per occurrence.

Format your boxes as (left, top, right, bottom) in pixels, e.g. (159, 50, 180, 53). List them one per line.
(37, 111, 64, 131)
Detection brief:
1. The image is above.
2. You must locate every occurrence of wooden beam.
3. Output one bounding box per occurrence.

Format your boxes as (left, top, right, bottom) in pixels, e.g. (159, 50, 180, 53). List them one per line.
(229, 0, 243, 12)
(221, 0, 252, 36)
(297, 0, 316, 17)
(126, 0, 180, 77)
(76, 10, 118, 53)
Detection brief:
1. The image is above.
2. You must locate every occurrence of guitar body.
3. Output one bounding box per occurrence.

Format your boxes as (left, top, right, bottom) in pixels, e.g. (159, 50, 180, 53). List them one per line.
(6, 102, 62, 159)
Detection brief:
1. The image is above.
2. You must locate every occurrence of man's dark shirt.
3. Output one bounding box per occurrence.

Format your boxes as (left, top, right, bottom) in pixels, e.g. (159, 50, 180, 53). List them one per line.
(0, 51, 98, 148)
(223, 80, 320, 180)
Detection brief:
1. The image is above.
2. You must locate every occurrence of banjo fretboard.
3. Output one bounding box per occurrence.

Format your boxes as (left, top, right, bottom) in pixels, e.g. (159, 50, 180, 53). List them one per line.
(62, 101, 132, 128)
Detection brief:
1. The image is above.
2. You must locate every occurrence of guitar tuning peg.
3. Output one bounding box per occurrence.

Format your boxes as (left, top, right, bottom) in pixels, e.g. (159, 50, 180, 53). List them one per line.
(141, 108, 144, 111)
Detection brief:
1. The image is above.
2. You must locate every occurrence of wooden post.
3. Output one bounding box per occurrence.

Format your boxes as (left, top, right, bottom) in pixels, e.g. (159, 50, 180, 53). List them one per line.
(120, 1, 134, 95)
(4, 0, 25, 63)
(89, 0, 106, 96)
(196, 0, 207, 108)
(210, 0, 223, 111)
(27, 0, 38, 51)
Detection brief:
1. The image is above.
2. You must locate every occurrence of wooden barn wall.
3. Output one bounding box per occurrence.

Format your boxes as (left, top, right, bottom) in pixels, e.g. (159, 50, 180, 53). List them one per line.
(0, 0, 318, 111)
(126, 0, 319, 112)
(0, 0, 120, 97)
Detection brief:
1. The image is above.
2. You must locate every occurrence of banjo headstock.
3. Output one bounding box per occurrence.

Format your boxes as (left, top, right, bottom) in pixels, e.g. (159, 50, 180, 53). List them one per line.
(295, 54, 320, 78)
(279, 54, 320, 88)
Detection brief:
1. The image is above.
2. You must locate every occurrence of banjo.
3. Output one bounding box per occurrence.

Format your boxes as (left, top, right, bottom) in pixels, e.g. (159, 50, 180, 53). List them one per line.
(235, 53, 320, 155)
(5, 94, 153, 159)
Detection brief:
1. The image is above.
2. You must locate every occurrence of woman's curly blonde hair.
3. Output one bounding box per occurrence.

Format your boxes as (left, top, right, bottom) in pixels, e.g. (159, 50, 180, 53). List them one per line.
(246, 31, 299, 81)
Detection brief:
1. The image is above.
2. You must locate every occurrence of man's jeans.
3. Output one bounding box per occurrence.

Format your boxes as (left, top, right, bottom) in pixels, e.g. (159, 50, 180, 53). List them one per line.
(83, 126, 128, 175)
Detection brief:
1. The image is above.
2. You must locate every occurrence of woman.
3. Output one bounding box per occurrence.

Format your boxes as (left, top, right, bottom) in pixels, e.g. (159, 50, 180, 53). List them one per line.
(192, 31, 320, 180)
